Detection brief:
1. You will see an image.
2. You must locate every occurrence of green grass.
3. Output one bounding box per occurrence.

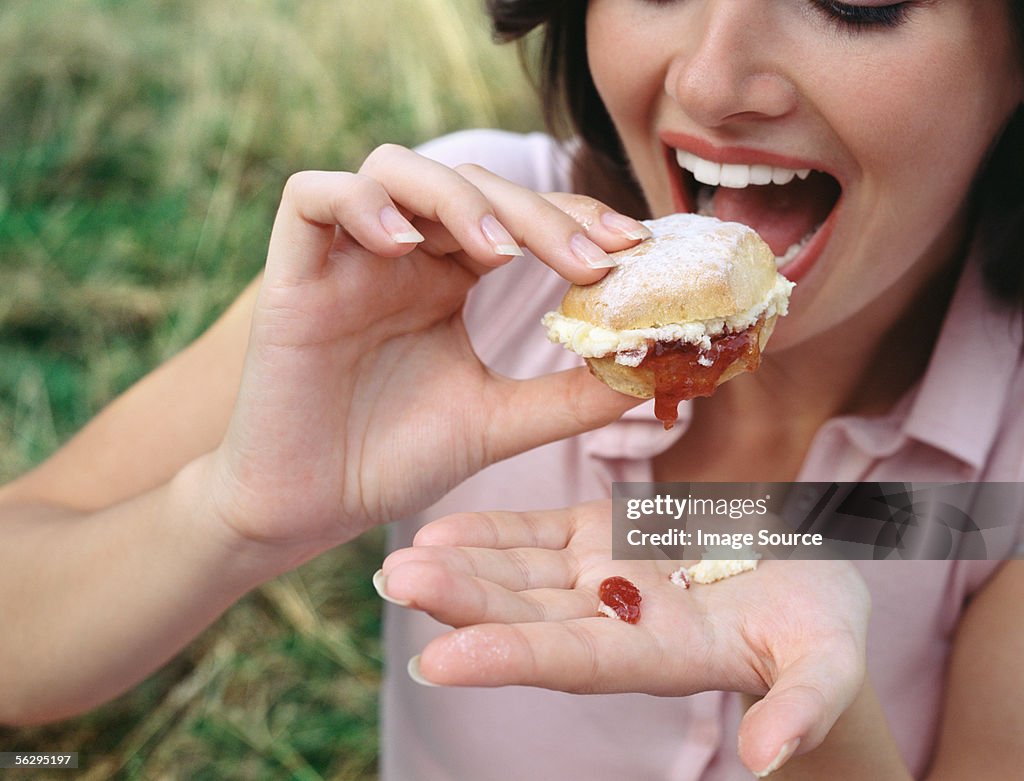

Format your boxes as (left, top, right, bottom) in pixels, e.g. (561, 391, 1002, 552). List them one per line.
(0, 0, 541, 777)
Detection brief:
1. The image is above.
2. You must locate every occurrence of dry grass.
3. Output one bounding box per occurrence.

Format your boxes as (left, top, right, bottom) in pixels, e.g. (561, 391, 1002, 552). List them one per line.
(0, 0, 540, 777)
(0, 0, 540, 475)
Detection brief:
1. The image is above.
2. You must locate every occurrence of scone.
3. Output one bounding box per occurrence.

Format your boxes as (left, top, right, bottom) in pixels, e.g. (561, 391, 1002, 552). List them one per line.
(542, 213, 794, 428)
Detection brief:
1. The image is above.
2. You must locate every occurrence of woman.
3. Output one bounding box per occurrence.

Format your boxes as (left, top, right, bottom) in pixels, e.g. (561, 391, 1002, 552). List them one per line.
(376, 0, 1024, 778)
(2, 0, 1021, 777)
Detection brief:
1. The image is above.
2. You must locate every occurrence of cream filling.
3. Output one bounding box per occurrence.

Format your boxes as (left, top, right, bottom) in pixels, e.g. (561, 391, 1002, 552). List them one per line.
(677, 557, 759, 585)
(542, 275, 793, 367)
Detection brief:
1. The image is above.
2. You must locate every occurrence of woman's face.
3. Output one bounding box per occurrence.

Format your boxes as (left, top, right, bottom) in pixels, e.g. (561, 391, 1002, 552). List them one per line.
(586, 0, 1023, 349)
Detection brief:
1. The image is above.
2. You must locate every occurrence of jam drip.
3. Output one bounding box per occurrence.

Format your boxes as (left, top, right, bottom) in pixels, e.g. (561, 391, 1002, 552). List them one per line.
(598, 576, 642, 624)
(642, 317, 766, 430)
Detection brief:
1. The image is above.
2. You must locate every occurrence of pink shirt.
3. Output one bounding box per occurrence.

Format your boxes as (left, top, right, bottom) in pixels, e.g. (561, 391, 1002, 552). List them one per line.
(382, 130, 1024, 780)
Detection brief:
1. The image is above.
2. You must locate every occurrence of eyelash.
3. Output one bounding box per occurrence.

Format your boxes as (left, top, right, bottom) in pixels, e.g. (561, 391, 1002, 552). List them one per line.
(635, 0, 913, 32)
(809, 0, 912, 30)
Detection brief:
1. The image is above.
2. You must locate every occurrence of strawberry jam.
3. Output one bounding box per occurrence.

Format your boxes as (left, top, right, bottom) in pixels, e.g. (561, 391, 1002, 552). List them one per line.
(642, 317, 766, 429)
(598, 576, 642, 624)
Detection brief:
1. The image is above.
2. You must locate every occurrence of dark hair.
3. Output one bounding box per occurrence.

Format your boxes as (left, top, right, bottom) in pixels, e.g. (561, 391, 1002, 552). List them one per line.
(487, 0, 1024, 304)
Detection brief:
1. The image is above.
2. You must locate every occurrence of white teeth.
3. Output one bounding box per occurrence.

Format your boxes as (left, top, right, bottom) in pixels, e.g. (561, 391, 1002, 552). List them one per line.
(774, 224, 820, 268)
(691, 157, 721, 186)
(771, 168, 796, 185)
(749, 164, 773, 185)
(675, 148, 816, 190)
(719, 163, 750, 188)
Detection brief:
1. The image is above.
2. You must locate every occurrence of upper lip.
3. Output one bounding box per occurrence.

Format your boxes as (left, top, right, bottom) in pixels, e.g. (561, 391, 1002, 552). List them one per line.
(659, 130, 842, 183)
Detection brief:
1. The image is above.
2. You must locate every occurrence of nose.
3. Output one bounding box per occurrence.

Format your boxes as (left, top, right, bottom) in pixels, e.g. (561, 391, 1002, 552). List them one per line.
(664, 1, 798, 127)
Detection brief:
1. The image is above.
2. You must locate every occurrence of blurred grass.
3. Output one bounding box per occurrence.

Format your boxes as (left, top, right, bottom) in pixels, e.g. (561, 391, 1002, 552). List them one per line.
(0, 0, 540, 777)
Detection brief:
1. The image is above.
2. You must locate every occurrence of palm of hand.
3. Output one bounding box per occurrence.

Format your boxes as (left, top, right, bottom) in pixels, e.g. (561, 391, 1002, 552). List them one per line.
(384, 500, 869, 772)
(387, 500, 868, 699)
(218, 238, 494, 548)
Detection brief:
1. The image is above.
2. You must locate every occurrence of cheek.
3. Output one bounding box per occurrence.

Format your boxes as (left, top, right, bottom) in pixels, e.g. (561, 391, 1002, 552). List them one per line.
(585, 2, 635, 113)
(586, 13, 659, 121)
(585, 2, 668, 152)
(828, 16, 1020, 216)
(819, 38, 1017, 273)
(786, 52, 1017, 343)
(586, 35, 671, 208)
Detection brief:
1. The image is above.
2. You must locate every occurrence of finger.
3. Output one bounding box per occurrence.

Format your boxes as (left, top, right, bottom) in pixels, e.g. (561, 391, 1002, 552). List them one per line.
(415, 619, 667, 693)
(412, 505, 591, 550)
(410, 219, 492, 276)
(359, 144, 528, 268)
(483, 367, 645, 465)
(360, 146, 653, 282)
(381, 560, 593, 627)
(268, 170, 426, 283)
(383, 544, 576, 592)
(543, 191, 651, 243)
(455, 164, 652, 282)
(407, 192, 654, 280)
(737, 649, 864, 777)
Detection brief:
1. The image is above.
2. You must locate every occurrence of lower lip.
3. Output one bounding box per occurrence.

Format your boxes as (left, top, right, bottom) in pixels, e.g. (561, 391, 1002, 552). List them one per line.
(665, 149, 840, 284)
(776, 202, 840, 283)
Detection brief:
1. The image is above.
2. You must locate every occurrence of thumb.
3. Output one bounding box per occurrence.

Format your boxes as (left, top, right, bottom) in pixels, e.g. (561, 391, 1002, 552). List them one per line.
(484, 366, 643, 463)
(737, 653, 864, 777)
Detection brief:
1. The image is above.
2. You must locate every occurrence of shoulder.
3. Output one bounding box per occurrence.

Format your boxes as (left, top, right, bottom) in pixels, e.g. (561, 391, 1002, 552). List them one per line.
(415, 130, 574, 193)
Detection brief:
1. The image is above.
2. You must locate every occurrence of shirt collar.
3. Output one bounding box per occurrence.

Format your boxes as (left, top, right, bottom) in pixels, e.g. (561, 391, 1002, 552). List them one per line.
(898, 253, 1023, 471)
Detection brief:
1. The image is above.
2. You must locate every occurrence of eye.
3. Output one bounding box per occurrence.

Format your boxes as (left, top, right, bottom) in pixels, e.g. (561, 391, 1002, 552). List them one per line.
(809, 0, 912, 30)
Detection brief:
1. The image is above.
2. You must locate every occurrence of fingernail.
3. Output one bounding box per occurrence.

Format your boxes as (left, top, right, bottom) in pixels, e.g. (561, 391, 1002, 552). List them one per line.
(754, 738, 801, 778)
(380, 205, 424, 244)
(480, 214, 523, 256)
(373, 568, 412, 607)
(570, 232, 617, 269)
(407, 655, 441, 687)
(601, 211, 652, 241)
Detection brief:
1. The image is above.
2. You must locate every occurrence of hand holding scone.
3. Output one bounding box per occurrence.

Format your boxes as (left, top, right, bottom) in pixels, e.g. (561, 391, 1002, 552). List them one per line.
(543, 214, 793, 427)
(201, 146, 649, 567)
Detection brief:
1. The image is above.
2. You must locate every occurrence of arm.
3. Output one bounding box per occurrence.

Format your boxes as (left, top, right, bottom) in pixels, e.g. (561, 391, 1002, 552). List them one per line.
(927, 559, 1024, 780)
(0, 282, 260, 725)
(0, 459, 279, 724)
(0, 147, 650, 725)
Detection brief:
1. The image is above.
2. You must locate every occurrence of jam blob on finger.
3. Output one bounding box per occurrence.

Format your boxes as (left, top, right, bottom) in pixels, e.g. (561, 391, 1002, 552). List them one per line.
(597, 576, 642, 624)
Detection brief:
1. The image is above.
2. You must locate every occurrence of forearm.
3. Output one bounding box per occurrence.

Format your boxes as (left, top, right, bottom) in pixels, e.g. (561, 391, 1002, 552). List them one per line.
(746, 679, 912, 780)
(0, 455, 292, 725)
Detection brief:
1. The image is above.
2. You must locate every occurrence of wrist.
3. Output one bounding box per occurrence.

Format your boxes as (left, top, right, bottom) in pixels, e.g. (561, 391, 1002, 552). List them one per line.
(171, 454, 316, 589)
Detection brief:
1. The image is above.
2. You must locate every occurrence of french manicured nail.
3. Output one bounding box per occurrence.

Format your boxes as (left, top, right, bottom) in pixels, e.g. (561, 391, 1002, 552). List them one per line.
(754, 738, 801, 778)
(570, 232, 617, 268)
(407, 655, 440, 687)
(601, 211, 652, 240)
(480, 214, 523, 256)
(380, 205, 425, 244)
(373, 568, 412, 607)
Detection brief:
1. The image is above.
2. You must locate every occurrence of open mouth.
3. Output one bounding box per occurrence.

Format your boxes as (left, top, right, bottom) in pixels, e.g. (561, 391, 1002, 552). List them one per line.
(664, 142, 842, 280)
